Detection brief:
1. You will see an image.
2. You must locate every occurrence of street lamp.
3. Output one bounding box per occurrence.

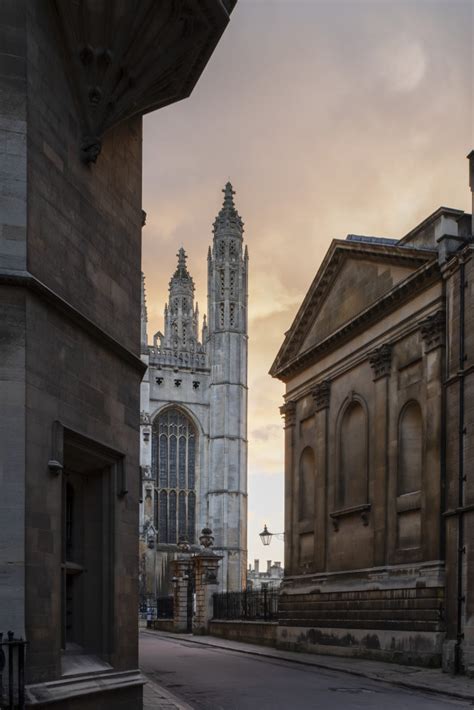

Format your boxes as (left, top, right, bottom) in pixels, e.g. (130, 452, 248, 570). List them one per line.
(259, 524, 285, 546)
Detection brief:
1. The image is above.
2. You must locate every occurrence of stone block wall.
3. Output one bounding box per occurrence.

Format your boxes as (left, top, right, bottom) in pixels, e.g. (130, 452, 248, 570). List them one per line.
(0, 0, 144, 700)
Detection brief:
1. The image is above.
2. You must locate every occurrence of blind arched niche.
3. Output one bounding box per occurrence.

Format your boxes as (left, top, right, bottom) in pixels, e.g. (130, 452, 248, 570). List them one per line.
(337, 399, 368, 508)
(398, 401, 423, 495)
(299, 446, 316, 522)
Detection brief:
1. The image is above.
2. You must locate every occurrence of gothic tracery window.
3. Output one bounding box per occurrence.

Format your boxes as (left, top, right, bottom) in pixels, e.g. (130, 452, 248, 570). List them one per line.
(153, 409, 197, 544)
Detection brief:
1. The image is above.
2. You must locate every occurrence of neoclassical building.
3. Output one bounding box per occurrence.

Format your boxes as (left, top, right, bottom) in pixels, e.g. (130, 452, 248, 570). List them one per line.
(140, 184, 248, 598)
(271, 153, 474, 672)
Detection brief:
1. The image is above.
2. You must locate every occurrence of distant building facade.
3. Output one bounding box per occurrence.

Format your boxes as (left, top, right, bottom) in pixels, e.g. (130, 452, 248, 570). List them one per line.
(271, 153, 474, 672)
(0, 1, 235, 708)
(248, 560, 284, 590)
(140, 184, 248, 597)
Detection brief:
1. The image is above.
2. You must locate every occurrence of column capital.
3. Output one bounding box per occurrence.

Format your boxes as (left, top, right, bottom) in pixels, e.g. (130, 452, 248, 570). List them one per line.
(420, 310, 445, 352)
(312, 380, 331, 411)
(369, 343, 392, 380)
(280, 400, 297, 427)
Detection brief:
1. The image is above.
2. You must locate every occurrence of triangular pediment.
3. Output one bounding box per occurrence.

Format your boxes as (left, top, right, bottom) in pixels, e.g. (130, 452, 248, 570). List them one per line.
(270, 239, 437, 379)
(300, 257, 415, 351)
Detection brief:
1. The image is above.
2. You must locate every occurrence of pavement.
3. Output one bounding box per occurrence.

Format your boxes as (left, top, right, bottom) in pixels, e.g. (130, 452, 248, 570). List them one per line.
(143, 675, 194, 710)
(139, 629, 474, 709)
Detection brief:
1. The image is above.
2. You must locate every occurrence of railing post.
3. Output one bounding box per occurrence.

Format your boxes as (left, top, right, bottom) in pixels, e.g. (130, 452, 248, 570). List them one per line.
(8, 631, 14, 709)
(0, 632, 4, 706)
(263, 587, 268, 621)
(18, 639, 25, 710)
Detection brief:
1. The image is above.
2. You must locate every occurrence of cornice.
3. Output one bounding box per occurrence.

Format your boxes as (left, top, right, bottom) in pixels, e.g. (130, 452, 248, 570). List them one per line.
(285, 298, 444, 402)
(0, 269, 146, 375)
(273, 259, 440, 381)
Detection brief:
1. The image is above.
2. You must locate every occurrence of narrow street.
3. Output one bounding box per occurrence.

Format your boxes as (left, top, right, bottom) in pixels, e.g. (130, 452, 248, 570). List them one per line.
(139, 632, 472, 710)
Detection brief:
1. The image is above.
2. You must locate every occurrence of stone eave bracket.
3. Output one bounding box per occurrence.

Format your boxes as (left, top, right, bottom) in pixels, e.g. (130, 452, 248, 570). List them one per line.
(52, 0, 235, 163)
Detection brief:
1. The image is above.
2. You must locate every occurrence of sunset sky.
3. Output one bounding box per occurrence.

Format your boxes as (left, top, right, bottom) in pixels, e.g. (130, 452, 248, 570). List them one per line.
(142, 0, 473, 565)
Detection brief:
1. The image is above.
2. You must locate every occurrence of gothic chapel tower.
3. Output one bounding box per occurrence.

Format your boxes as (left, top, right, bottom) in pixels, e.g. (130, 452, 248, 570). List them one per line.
(208, 183, 248, 590)
(139, 183, 247, 597)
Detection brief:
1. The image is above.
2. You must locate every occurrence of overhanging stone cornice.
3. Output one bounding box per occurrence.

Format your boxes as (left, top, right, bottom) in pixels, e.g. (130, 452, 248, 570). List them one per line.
(52, 0, 236, 162)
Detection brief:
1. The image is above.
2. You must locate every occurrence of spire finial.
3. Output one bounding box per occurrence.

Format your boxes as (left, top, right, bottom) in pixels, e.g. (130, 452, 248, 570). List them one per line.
(223, 181, 235, 207)
(213, 180, 243, 236)
(173, 247, 191, 280)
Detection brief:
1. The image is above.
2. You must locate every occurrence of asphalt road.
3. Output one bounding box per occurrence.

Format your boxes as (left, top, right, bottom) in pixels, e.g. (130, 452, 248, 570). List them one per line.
(139, 632, 472, 710)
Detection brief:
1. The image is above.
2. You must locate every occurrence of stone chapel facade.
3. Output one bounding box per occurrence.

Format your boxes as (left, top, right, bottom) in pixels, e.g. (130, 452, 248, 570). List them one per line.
(140, 184, 248, 597)
(271, 153, 474, 672)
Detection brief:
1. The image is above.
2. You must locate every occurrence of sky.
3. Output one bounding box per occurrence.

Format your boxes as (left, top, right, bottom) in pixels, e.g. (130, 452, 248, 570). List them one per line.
(142, 0, 473, 566)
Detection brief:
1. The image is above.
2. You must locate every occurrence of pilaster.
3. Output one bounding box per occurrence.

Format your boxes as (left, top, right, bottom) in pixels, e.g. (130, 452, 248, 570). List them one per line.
(369, 344, 392, 565)
(193, 553, 223, 635)
(420, 310, 445, 561)
(280, 400, 297, 573)
(170, 558, 191, 633)
(311, 381, 331, 570)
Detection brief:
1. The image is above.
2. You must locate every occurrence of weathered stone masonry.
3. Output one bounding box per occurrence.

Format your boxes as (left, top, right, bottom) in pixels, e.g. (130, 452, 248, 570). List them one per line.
(140, 184, 248, 597)
(271, 159, 474, 671)
(0, 1, 235, 707)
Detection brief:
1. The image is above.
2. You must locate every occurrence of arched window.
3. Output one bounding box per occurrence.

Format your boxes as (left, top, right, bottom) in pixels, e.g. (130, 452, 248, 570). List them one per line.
(152, 409, 197, 544)
(398, 401, 422, 495)
(338, 400, 368, 508)
(299, 447, 315, 522)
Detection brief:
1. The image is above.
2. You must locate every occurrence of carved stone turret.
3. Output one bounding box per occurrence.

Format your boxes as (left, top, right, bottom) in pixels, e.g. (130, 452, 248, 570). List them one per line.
(207, 183, 248, 591)
(150, 248, 207, 370)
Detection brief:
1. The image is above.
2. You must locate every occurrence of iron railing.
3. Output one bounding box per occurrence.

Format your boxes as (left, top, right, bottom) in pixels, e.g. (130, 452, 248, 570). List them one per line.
(213, 589, 279, 622)
(0, 632, 26, 710)
(156, 596, 174, 619)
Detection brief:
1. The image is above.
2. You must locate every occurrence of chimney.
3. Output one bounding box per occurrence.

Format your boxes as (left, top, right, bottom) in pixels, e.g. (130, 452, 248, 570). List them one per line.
(435, 213, 460, 264)
(468, 151, 474, 235)
(267, 560, 272, 573)
(254, 559, 259, 574)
